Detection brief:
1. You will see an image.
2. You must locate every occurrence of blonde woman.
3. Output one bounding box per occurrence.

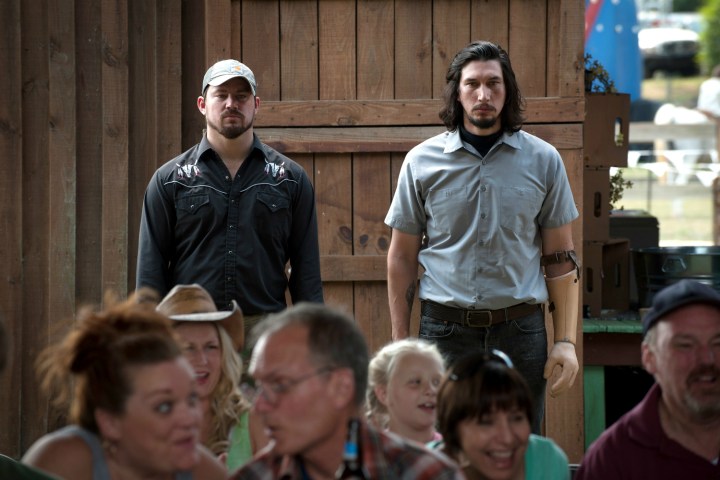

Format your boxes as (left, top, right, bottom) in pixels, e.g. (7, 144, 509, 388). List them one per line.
(367, 338, 445, 445)
(157, 284, 267, 471)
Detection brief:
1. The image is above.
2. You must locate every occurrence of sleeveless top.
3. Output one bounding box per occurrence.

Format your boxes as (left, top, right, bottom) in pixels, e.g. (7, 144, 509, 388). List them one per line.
(226, 410, 253, 471)
(51, 425, 193, 480)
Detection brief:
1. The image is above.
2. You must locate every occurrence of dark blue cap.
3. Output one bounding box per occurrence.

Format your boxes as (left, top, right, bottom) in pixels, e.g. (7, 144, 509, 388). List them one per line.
(642, 280, 720, 336)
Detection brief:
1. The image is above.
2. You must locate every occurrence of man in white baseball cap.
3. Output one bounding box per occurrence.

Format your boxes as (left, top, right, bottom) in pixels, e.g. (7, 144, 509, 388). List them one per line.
(137, 58, 324, 351)
(201, 59, 257, 96)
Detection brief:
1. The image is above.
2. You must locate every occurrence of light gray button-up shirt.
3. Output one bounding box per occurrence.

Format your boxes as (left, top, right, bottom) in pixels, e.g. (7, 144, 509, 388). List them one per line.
(385, 128, 579, 310)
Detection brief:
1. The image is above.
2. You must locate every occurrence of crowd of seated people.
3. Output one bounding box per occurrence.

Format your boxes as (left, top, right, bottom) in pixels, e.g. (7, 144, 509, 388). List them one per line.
(4, 279, 717, 479)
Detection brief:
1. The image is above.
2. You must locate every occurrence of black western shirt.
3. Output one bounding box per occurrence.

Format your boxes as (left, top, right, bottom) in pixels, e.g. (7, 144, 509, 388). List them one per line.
(136, 134, 323, 314)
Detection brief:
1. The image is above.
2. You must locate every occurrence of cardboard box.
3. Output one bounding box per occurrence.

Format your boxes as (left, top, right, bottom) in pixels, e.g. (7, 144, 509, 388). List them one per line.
(583, 167, 611, 242)
(583, 238, 630, 317)
(584, 93, 630, 168)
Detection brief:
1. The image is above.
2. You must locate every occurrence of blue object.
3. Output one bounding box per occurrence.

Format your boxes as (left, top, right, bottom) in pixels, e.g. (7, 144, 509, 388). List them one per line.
(585, 0, 642, 101)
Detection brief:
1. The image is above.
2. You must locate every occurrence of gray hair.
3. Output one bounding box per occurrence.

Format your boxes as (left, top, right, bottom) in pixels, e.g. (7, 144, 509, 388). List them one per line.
(253, 303, 369, 407)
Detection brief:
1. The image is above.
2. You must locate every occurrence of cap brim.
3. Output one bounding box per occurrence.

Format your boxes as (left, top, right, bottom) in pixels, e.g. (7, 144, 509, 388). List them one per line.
(206, 74, 255, 94)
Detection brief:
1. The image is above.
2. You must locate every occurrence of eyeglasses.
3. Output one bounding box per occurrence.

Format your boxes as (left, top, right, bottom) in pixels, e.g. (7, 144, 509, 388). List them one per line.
(241, 366, 336, 406)
(449, 349, 514, 382)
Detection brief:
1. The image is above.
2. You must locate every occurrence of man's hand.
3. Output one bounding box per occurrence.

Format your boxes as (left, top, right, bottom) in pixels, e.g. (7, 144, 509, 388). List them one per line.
(543, 341, 579, 397)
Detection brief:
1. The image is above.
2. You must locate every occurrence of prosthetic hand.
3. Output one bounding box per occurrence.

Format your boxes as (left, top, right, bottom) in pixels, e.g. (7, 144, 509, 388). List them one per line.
(543, 269, 580, 397)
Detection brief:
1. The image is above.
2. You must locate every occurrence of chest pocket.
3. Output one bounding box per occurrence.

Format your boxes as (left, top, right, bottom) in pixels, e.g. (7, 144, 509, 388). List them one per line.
(426, 187, 470, 235)
(499, 186, 541, 235)
(254, 191, 291, 240)
(176, 194, 210, 215)
(256, 191, 290, 213)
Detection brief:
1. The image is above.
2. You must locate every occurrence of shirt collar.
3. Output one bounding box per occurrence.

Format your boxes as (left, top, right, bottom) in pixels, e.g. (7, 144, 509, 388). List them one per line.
(443, 128, 521, 154)
(195, 133, 265, 165)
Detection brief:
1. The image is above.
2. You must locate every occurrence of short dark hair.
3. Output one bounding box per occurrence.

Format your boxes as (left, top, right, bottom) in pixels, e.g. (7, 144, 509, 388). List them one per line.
(254, 303, 369, 407)
(439, 40, 525, 133)
(436, 351, 534, 458)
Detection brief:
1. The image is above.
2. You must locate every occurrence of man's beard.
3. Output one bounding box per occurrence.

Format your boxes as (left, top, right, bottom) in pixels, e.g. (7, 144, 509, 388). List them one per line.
(683, 366, 720, 421)
(208, 113, 253, 139)
(468, 114, 499, 131)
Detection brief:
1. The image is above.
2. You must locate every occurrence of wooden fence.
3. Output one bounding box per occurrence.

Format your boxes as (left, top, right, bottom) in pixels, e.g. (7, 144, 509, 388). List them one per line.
(0, 0, 587, 461)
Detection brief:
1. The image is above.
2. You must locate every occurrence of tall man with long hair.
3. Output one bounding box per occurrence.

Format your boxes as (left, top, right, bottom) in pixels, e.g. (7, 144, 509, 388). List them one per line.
(385, 41, 580, 432)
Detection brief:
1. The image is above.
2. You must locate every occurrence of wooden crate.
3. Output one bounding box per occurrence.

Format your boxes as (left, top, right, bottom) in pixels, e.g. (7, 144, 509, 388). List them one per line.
(584, 93, 630, 168)
(584, 167, 611, 242)
(583, 238, 631, 317)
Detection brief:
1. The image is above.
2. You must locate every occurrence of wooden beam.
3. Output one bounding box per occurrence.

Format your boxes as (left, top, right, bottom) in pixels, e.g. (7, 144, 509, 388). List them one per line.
(256, 97, 584, 127)
(321, 255, 387, 282)
(256, 123, 583, 153)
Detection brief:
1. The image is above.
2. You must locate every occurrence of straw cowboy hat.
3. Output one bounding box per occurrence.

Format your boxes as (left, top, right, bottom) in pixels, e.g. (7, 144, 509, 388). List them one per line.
(157, 284, 244, 351)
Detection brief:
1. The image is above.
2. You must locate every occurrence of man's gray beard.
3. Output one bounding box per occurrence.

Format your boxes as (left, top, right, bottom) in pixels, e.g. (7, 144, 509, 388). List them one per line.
(468, 115, 498, 130)
(684, 390, 720, 422)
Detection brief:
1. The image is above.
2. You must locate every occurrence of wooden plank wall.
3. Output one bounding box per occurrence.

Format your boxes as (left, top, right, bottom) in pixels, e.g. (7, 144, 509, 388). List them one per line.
(0, 0, 586, 462)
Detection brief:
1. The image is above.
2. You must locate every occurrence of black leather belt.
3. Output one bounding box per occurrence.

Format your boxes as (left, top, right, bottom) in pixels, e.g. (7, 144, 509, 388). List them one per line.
(420, 300, 541, 327)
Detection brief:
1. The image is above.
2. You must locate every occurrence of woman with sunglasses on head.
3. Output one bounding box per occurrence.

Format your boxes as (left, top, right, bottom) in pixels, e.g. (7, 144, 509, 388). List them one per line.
(435, 350, 569, 480)
(22, 289, 227, 480)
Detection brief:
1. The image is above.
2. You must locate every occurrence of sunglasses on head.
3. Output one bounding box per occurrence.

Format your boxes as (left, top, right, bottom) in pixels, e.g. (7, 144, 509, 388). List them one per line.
(448, 349, 514, 382)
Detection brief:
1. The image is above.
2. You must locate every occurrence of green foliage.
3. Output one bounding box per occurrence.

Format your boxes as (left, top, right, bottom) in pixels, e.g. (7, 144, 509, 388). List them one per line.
(700, 0, 720, 73)
(609, 169, 633, 211)
(584, 54, 617, 93)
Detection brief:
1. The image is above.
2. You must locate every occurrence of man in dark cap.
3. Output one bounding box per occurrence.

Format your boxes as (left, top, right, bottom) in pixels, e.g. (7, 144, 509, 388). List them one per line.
(576, 279, 720, 479)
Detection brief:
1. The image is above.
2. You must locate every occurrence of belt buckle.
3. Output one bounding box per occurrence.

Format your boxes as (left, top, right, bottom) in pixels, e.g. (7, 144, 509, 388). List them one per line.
(465, 309, 493, 327)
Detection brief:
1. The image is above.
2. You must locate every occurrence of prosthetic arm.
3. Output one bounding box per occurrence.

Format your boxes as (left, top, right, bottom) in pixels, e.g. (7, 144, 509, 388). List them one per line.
(542, 250, 580, 396)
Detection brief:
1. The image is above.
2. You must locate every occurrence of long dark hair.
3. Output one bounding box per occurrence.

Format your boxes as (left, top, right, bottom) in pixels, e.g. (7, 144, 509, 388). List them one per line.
(439, 40, 525, 133)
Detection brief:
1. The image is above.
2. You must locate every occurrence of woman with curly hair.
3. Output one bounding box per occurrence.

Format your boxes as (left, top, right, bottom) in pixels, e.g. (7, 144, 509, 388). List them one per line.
(156, 284, 267, 471)
(22, 289, 227, 479)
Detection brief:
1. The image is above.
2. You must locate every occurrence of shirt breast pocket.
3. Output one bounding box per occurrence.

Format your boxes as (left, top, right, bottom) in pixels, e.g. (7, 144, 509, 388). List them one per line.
(499, 186, 541, 235)
(426, 187, 470, 235)
(176, 194, 210, 216)
(254, 191, 291, 239)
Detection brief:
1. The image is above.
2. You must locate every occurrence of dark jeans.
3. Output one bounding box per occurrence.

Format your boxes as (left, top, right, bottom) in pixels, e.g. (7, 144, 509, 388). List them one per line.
(419, 307, 547, 434)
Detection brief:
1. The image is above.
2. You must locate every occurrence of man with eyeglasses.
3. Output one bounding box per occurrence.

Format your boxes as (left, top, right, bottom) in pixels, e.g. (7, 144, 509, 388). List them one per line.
(230, 303, 463, 479)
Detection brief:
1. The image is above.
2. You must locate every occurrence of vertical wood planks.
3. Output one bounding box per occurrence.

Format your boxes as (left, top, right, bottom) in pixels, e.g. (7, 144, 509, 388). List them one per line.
(508, 0, 548, 97)
(47, 1, 77, 438)
(20, 0, 52, 453)
(280, 0, 318, 101)
(76, 0, 103, 306)
(0, 0, 23, 458)
(242, 1, 280, 101)
(395, 0, 433, 100)
(432, 0, 471, 98)
(357, 0, 394, 101)
(205, 0, 232, 62)
(0, 0, 589, 461)
(128, 0, 157, 291)
(316, 0, 355, 310)
(545, 0, 585, 461)
(100, 0, 129, 297)
(471, 0, 509, 48)
(356, 0, 394, 352)
(547, 0, 584, 97)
